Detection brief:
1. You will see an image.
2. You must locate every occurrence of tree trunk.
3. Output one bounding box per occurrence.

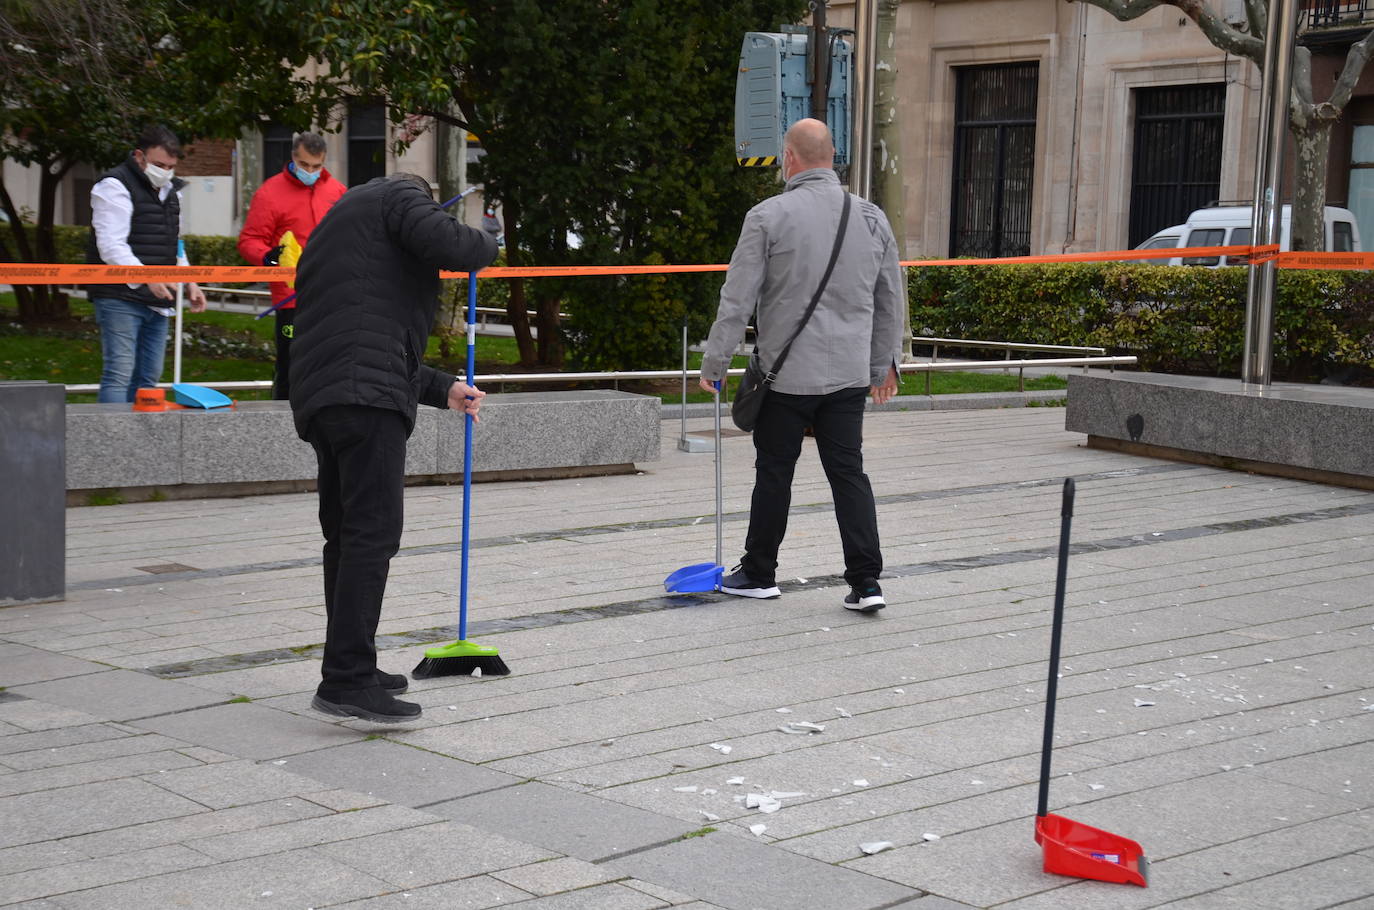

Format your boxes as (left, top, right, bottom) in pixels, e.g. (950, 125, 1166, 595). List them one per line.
(872, 0, 911, 358)
(535, 289, 564, 367)
(1290, 116, 1333, 251)
(33, 165, 71, 321)
(0, 177, 39, 319)
(499, 195, 537, 366)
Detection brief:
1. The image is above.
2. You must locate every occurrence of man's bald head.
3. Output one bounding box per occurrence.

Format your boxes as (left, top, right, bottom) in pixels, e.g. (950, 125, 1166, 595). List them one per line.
(783, 119, 835, 173)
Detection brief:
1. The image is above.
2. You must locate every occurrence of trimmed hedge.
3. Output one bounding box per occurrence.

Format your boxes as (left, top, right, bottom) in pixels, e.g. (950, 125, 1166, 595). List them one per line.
(909, 263, 1374, 383)
(16, 224, 248, 267)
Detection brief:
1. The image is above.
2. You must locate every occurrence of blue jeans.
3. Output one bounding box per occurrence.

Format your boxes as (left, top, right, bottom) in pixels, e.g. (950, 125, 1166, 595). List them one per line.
(93, 297, 169, 403)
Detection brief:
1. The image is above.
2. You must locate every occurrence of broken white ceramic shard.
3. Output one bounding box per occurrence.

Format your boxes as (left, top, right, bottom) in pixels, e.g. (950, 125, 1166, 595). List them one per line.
(1089, 783, 1106, 791)
(922, 832, 941, 841)
(726, 776, 745, 785)
(709, 743, 732, 754)
(1133, 698, 1156, 707)
(750, 824, 767, 836)
(786, 721, 825, 733)
(673, 786, 698, 793)
(860, 841, 895, 855)
(853, 779, 870, 787)
(775, 707, 793, 714)
(770, 791, 806, 799)
(698, 810, 721, 821)
(835, 707, 853, 718)
(471, 667, 482, 677)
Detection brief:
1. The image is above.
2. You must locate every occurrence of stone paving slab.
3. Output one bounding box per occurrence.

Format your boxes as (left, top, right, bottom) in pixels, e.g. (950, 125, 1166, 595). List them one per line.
(279, 738, 522, 807)
(130, 701, 361, 760)
(3, 406, 1373, 909)
(8, 669, 228, 722)
(607, 831, 921, 910)
(427, 781, 698, 862)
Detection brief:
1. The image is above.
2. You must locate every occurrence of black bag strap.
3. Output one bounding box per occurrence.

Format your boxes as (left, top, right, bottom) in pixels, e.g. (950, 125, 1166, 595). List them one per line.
(763, 189, 852, 384)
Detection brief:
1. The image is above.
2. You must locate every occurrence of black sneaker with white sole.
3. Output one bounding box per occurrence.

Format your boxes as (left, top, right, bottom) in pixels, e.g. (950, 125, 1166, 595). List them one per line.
(720, 567, 782, 599)
(843, 579, 886, 613)
(312, 685, 422, 723)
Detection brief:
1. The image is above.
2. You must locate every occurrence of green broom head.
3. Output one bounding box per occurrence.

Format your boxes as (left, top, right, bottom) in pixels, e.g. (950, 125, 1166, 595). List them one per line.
(412, 639, 511, 679)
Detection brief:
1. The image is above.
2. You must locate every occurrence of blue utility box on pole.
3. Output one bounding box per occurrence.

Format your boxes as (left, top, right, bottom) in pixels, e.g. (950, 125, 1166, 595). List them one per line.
(734, 30, 853, 167)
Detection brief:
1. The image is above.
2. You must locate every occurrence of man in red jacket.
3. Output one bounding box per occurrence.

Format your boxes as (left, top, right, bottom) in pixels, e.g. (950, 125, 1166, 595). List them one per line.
(238, 132, 347, 398)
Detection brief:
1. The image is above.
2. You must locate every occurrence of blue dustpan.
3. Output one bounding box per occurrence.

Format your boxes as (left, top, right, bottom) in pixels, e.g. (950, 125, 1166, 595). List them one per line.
(664, 381, 725, 593)
(665, 562, 724, 593)
(171, 383, 234, 409)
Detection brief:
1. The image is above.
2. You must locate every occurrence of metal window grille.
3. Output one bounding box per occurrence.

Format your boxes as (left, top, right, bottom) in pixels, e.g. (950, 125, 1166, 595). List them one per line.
(1127, 84, 1225, 248)
(261, 123, 294, 180)
(950, 62, 1039, 258)
(347, 100, 388, 188)
(1303, 0, 1374, 29)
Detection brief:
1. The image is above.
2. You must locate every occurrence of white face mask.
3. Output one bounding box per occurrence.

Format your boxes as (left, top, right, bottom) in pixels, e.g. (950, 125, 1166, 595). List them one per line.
(144, 162, 174, 189)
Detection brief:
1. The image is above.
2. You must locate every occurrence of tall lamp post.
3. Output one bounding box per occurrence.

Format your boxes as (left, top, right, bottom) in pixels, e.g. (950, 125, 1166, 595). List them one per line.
(1242, 0, 1299, 389)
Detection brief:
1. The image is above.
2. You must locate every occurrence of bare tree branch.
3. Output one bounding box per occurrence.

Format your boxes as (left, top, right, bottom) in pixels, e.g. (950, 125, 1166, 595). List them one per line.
(1244, 0, 1265, 36)
(1328, 26, 1374, 112)
(1064, 0, 1166, 20)
(1069, 0, 1263, 60)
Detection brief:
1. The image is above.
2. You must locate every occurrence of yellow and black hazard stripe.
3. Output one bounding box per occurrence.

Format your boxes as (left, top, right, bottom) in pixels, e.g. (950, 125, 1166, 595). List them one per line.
(736, 156, 777, 167)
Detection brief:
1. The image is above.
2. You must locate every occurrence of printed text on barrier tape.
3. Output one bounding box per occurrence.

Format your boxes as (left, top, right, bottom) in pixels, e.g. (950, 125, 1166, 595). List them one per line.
(6, 245, 1374, 284)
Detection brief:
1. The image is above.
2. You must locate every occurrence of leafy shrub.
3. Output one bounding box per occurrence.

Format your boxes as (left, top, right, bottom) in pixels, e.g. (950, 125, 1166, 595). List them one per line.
(909, 262, 1374, 382)
(28, 225, 247, 265)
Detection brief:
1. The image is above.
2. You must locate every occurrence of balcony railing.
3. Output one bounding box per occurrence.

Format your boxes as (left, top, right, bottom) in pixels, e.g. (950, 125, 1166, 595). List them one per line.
(1302, 0, 1374, 31)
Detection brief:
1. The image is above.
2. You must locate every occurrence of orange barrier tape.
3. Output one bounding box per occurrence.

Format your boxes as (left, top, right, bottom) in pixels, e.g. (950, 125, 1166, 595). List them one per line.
(0, 264, 283, 283)
(1276, 250, 1374, 270)
(451, 264, 730, 279)
(4, 243, 1371, 285)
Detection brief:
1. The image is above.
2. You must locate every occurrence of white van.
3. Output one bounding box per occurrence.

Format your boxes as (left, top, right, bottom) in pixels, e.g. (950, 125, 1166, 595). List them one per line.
(1134, 204, 1361, 266)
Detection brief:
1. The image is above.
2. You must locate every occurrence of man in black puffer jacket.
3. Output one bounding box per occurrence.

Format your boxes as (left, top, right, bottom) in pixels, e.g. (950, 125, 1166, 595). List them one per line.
(290, 173, 499, 723)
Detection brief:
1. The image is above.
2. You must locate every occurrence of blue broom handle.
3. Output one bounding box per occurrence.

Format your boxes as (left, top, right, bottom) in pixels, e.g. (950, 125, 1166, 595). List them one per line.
(460, 271, 477, 641)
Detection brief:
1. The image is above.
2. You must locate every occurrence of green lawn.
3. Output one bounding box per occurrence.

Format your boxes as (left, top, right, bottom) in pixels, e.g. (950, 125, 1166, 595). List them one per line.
(1, 293, 1066, 403)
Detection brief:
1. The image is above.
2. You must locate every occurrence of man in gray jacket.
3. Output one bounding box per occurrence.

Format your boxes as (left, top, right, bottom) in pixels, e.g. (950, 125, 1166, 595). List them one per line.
(699, 118, 904, 613)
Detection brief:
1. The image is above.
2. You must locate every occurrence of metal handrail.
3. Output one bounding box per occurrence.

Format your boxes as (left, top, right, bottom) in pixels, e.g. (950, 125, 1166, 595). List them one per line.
(911, 336, 1110, 393)
(62, 355, 1133, 396)
(912, 336, 1106, 355)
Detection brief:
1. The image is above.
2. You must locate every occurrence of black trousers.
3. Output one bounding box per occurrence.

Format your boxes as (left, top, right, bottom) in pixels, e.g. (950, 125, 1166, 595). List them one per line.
(273, 308, 295, 400)
(306, 405, 408, 691)
(741, 386, 882, 588)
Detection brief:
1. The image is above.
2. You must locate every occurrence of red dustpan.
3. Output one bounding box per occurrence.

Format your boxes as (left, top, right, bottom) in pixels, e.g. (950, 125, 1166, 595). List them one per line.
(1034, 478, 1148, 887)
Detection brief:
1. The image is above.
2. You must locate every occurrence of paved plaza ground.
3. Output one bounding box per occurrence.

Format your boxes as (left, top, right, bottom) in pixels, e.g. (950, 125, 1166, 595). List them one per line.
(1, 403, 1372, 909)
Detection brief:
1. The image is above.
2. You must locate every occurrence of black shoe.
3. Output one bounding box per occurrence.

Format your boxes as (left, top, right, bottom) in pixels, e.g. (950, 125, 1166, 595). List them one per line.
(376, 670, 408, 694)
(312, 685, 422, 723)
(843, 579, 886, 613)
(720, 566, 781, 599)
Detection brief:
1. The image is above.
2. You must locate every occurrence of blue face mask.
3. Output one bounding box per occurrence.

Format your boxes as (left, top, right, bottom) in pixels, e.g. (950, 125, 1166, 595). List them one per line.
(289, 161, 321, 187)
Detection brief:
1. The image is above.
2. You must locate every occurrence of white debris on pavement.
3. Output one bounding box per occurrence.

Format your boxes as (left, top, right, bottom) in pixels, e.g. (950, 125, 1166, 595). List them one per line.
(860, 841, 895, 855)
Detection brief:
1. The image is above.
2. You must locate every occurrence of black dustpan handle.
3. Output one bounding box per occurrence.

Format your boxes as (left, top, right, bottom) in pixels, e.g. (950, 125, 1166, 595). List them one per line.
(1037, 477, 1075, 819)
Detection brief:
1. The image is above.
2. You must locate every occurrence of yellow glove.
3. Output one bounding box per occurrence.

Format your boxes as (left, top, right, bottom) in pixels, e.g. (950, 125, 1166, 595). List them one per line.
(278, 230, 303, 288)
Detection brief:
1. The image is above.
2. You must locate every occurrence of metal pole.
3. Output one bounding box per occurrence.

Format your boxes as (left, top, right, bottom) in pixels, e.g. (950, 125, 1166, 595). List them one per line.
(810, 1, 828, 123)
(1037, 477, 1075, 819)
(849, 0, 878, 199)
(1242, 0, 1299, 389)
(680, 320, 689, 447)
